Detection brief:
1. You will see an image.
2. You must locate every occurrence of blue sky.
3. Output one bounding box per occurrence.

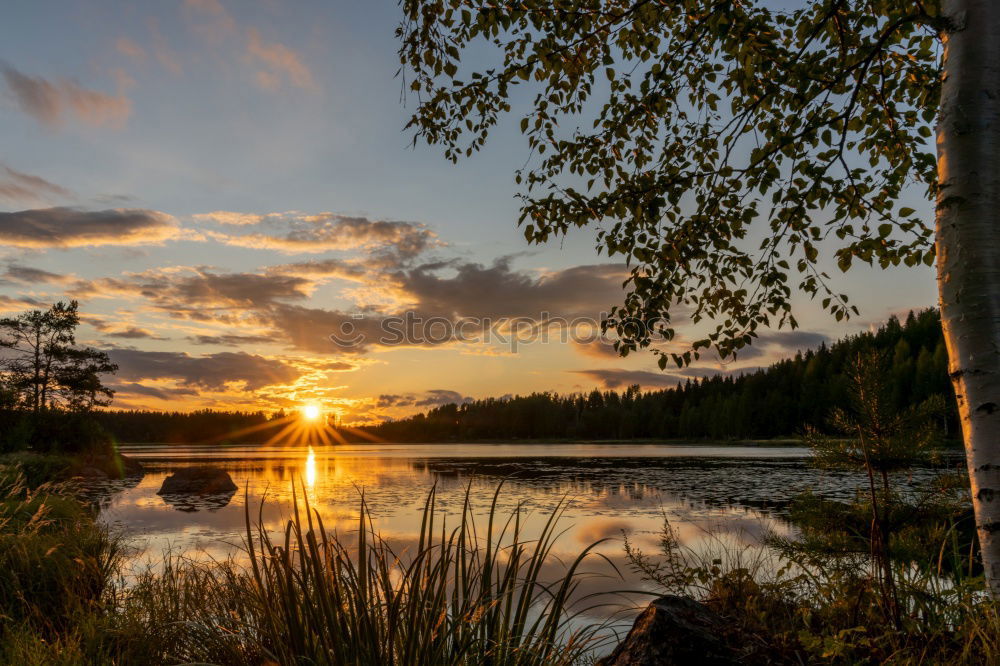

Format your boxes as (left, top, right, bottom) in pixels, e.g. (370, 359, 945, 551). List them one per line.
(0, 0, 938, 422)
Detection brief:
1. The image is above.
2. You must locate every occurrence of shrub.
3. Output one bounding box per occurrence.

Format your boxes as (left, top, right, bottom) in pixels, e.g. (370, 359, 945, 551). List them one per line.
(0, 475, 121, 637)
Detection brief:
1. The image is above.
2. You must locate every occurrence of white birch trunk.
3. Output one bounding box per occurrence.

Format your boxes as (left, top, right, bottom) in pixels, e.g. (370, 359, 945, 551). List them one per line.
(937, 0, 1000, 597)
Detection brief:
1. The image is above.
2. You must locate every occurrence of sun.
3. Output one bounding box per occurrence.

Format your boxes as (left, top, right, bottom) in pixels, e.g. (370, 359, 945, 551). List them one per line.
(302, 404, 321, 421)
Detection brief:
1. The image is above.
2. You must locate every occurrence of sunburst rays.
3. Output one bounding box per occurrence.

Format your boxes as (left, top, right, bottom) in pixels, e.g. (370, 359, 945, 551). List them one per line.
(190, 408, 384, 448)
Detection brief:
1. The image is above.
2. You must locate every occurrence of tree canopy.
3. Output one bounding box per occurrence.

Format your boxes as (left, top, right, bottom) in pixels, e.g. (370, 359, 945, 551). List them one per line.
(398, 0, 944, 366)
(0, 301, 117, 412)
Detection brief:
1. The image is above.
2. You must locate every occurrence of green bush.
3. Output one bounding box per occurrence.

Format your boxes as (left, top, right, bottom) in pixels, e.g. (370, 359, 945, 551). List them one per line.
(0, 452, 75, 488)
(625, 515, 999, 665)
(0, 476, 120, 656)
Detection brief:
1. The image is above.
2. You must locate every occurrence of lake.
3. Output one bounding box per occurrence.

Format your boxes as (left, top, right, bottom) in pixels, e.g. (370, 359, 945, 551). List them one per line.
(96, 442, 952, 622)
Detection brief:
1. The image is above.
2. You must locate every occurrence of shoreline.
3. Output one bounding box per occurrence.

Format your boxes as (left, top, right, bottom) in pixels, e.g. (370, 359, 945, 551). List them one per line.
(116, 437, 966, 449)
(117, 437, 810, 447)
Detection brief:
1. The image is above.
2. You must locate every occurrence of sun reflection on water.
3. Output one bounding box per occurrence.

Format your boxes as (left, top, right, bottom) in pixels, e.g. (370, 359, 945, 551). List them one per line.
(305, 446, 317, 488)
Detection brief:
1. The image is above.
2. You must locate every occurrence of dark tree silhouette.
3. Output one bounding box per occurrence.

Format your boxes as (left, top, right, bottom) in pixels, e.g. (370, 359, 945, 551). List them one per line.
(0, 301, 117, 412)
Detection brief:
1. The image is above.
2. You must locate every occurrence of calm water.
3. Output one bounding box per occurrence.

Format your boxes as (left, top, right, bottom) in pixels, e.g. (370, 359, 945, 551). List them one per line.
(101, 443, 813, 563)
(95, 442, 950, 622)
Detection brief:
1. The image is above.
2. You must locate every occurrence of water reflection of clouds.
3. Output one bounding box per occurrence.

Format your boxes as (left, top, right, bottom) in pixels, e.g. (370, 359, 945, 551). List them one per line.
(102, 447, 816, 554)
(101, 444, 907, 615)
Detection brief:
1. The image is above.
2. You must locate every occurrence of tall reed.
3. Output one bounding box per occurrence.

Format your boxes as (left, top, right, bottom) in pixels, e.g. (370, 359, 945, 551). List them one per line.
(92, 482, 616, 664)
(239, 482, 613, 665)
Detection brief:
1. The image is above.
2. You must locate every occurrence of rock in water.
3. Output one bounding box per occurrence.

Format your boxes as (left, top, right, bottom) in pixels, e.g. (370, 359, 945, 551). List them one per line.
(598, 595, 737, 666)
(119, 454, 144, 477)
(157, 467, 238, 495)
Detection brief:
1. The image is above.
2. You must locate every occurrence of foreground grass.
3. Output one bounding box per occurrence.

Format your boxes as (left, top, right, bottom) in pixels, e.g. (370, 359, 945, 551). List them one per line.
(0, 479, 612, 665)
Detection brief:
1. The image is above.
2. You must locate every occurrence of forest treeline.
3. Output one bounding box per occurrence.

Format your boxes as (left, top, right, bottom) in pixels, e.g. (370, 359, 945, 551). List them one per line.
(361, 309, 957, 442)
(93, 409, 281, 445)
(92, 309, 955, 444)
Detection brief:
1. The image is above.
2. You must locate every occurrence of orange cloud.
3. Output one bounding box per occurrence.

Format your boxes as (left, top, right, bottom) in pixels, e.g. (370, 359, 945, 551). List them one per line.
(209, 214, 436, 256)
(110, 348, 302, 391)
(2, 66, 131, 129)
(193, 210, 266, 226)
(246, 28, 316, 91)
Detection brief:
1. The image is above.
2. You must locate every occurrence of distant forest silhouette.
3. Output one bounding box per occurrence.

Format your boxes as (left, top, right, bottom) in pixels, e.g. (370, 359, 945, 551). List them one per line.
(95, 309, 956, 444)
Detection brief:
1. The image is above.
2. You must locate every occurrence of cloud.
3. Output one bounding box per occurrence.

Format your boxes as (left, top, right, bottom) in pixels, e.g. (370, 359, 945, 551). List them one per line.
(753, 330, 830, 350)
(85, 316, 166, 340)
(676, 365, 759, 378)
(376, 394, 414, 408)
(167, 260, 625, 354)
(110, 382, 199, 400)
(192, 210, 266, 226)
(570, 369, 681, 390)
(74, 269, 313, 317)
(0, 294, 46, 312)
(63, 256, 631, 359)
(267, 304, 390, 354)
(211, 214, 436, 257)
(0, 208, 181, 248)
(183, 0, 237, 39)
(115, 37, 146, 62)
(376, 390, 470, 409)
(189, 333, 278, 346)
(148, 18, 183, 75)
(109, 349, 301, 391)
(572, 363, 762, 390)
(105, 327, 162, 340)
(395, 259, 628, 319)
(71, 269, 332, 351)
(2, 65, 131, 129)
(182, 0, 313, 93)
(265, 258, 366, 281)
(415, 389, 471, 407)
(0, 166, 73, 204)
(573, 338, 623, 359)
(1, 264, 71, 285)
(246, 28, 316, 91)
(716, 330, 831, 362)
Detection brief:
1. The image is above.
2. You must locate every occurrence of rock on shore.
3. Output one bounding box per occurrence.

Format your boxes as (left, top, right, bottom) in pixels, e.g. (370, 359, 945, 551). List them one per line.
(598, 595, 737, 665)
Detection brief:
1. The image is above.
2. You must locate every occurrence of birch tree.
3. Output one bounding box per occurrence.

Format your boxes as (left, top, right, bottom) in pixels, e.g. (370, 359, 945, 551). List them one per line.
(397, 0, 1000, 594)
(936, 0, 1000, 595)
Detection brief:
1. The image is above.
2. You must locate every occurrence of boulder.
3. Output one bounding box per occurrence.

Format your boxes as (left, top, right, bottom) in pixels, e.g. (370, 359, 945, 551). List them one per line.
(157, 467, 238, 495)
(598, 595, 738, 666)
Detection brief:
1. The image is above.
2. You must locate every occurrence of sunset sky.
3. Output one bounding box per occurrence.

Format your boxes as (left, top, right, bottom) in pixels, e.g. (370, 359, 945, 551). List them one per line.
(0, 0, 938, 423)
